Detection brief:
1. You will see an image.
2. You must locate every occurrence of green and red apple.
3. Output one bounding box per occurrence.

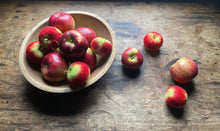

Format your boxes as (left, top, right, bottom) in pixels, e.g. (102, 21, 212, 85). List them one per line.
(67, 62, 90, 85)
(165, 85, 188, 109)
(26, 41, 44, 63)
(38, 26, 62, 51)
(90, 37, 112, 56)
(121, 47, 143, 70)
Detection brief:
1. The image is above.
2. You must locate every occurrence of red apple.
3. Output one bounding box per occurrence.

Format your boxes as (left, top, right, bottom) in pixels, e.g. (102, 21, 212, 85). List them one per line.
(165, 85, 188, 109)
(41, 52, 69, 82)
(39, 26, 62, 51)
(75, 27, 96, 44)
(121, 47, 143, 70)
(81, 48, 97, 71)
(170, 57, 198, 84)
(58, 30, 89, 61)
(26, 41, 44, 63)
(67, 62, 90, 85)
(49, 12, 75, 33)
(90, 37, 112, 56)
(144, 32, 163, 51)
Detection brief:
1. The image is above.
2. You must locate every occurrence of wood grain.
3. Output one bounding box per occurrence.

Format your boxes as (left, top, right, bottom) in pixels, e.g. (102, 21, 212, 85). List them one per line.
(0, 0, 220, 130)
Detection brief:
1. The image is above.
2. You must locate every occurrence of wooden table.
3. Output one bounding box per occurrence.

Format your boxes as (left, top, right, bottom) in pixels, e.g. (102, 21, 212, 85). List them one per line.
(0, 0, 220, 130)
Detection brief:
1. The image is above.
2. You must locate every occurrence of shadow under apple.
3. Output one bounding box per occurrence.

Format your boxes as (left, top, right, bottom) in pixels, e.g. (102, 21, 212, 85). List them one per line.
(144, 48, 160, 57)
(122, 66, 140, 78)
(173, 80, 195, 97)
(166, 104, 184, 118)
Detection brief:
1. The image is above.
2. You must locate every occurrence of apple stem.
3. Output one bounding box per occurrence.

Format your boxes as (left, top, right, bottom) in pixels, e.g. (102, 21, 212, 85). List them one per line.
(43, 64, 49, 70)
(152, 34, 157, 39)
(64, 70, 69, 74)
(43, 37, 49, 42)
(130, 54, 135, 60)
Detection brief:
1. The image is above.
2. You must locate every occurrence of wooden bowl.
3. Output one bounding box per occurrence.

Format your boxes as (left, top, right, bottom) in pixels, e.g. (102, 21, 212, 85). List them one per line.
(19, 11, 116, 93)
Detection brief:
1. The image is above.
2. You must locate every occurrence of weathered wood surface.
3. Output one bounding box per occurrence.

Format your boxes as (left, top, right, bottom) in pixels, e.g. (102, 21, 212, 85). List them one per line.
(0, 0, 220, 130)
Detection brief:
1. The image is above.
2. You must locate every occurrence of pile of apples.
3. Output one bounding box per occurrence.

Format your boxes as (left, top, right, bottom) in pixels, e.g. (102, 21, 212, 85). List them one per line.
(121, 32, 198, 109)
(26, 12, 112, 85)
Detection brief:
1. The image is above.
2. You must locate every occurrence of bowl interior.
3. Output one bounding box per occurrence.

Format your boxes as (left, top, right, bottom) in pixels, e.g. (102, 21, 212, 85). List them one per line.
(19, 11, 115, 93)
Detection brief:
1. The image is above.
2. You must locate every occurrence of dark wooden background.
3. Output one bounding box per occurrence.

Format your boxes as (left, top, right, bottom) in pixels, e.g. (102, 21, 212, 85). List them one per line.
(0, 0, 219, 130)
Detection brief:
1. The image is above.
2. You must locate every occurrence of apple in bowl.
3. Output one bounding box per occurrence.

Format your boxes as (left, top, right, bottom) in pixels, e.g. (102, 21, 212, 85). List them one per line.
(81, 48, 97, 71)
(90, 37, 112, 56)
(58, 30, 89, 61)
(76, 27, 96, 44)
(49, 12, 75, 33)
(67, 62, 90, 85)
(26, 41, 45, 63)
(41, 52, 69, 82)
(38, 26, 62, 51)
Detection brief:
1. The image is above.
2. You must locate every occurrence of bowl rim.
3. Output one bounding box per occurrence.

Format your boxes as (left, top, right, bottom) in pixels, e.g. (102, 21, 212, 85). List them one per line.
(19, 11, 116, 93)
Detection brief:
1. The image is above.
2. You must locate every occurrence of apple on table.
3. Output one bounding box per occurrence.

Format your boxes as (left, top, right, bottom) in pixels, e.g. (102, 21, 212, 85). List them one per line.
(165, 85, 188, 109)
(170, 57, 198, 84)
(121, 47, 143, 70)
(144, 32, 163, 51)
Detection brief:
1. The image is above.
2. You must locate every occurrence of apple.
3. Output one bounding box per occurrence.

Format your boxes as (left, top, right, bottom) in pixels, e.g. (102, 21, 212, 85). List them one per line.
(58, 30, 89, 61)
(39, 26, 62, 51)
(170, 57, 198, 84)
(121, 47, 143, 70)
(165, 85, 188, 109)
(26, 41, 45, 63)
(67, 62, 90, 85)
(75, 27, 96, 44)
(48, 12, 75, 33)
(143, 32, 163, 51)
(41, 52, 69, 82)
(90, 37, 112, 56)
(81, 48, 97, 71)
